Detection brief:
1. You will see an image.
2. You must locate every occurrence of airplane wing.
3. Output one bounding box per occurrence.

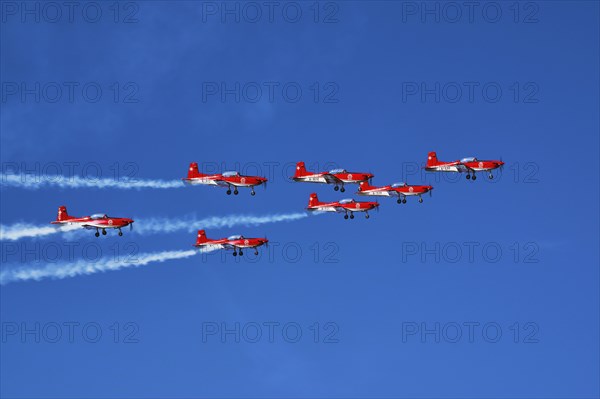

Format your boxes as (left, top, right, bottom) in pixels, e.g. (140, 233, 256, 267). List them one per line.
(213, 179, 231, 188)
(456, 163, 473, 172)
(379, 189, 399, 197)
(322, 174, 343, 184)
(212, 179, 254, 188)
(74, 223, 101, 229)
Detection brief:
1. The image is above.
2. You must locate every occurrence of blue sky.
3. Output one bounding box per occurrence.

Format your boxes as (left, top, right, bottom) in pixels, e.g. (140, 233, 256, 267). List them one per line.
(1, 1, 599, 398)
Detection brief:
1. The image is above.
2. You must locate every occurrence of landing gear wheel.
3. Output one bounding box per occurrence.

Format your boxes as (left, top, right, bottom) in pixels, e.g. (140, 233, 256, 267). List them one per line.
(472, 174, 477, 180)
(340, 187, 345, 192)
(226, 189, 232, 195)
(251, 191, 256, 196)
(233, 252, 237, 257)
(350, 214, 355, 219)
(397, 199, 402, 204)
(489, 174, 493, 179)
(365, 214, 370, 219)
(234, 189, 239, 195)
(239, 250, 243, 256)
(118, 231, 123, 237)
(402, 198, 407, 204)
(95, 231, 100, 237)
(254, 251, 258, 256)
(419, 198, 423, 203)
(102, 229, 107, 235)
(466, 174, 471, 180)
(334, 186, 339, 191)
(344, 214, 349, 219)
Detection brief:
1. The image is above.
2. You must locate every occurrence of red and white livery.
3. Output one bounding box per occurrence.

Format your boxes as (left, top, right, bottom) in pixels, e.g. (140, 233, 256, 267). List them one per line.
(292, 161, 374, 192)
(50, 206, 134, 237)
(193, 230, 268, 256)
(306, 193, 379, 219)
(357, 181, 433, 204)
(183, 162, 267, 196)
(425, 152, 504, 180)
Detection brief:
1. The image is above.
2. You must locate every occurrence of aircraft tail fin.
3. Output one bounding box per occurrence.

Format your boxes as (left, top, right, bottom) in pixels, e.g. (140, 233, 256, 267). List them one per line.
(427, 152, 440, 167)
(56, 206, 74, 222)
(294, 161, 309, 178)
(358, 181, 375, 191)
(187, 162, 206, 179)
(196, 230, 209, 245)
(308, 193, 321, 207)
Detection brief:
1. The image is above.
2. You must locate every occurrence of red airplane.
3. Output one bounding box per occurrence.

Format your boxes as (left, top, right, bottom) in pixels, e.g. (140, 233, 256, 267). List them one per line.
(182, 162, 267, 195)
(193, 230, 268, 256)
(357, 181, 434, 204)
(306, 193, 379, 219)
(425, 152, 504, 180)
(292, 161, 374, 192)
(50, 206, 134, 237)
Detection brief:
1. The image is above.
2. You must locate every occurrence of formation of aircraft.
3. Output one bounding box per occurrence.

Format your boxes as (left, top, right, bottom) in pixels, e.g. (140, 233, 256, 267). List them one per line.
(306, 193, 379, 219)
(49, 152, 503, 253)
(292, 161, 373, 192)
(193, 229, 268, 256)
(425, 151, 504, 180)
(50, 206, 134, 237)
(182, 162, 267, 195)
(357, 181, 434, 204)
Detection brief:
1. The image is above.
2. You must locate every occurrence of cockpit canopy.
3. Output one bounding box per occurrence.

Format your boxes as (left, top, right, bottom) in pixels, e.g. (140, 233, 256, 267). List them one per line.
(392, 182, 406, 188)
(222, 171, 240, 177)
(227, 235, 243, 240)
(339, 199, 354, 204)
(329, 168, 346, 174)
(90, 214, 108, 219)
(461, 157, 477, 163)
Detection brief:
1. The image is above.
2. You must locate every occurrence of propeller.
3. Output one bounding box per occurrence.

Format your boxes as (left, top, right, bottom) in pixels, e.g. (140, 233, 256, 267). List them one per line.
(130, 222, 134, 231)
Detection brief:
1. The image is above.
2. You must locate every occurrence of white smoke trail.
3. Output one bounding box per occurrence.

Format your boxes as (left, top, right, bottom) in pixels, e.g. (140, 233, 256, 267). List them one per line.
(134, 212, 309, 234)
(0, 223, 80, 241)
(1, 174, 182, 189)
(0, 213, 309, 241)
(0, 249, 197, 285)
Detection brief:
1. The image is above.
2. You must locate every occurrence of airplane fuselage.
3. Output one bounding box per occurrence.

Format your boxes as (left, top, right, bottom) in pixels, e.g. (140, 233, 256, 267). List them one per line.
(292, 174, 332, 184)
(425, 164, 461, 173)
(308, 202, 378, 213)
(184, 174, 266, 188)
(52, 217, 133, 229)
(359, 185, 432, 197)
